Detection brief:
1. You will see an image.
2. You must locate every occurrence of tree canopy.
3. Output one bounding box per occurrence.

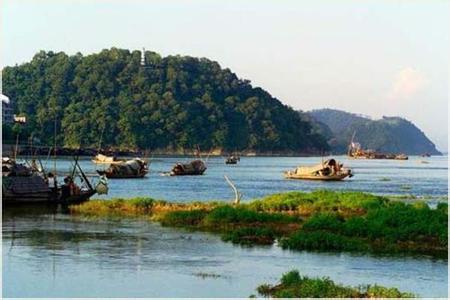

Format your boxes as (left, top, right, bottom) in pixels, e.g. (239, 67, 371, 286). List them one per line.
(3, 48, 328, 153)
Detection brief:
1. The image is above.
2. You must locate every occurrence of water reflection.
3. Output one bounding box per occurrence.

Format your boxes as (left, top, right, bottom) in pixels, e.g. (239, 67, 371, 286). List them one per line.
(3, 208, 448, 298)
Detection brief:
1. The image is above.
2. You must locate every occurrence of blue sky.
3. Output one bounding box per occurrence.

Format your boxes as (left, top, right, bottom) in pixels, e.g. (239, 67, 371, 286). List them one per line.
(1, 0, 448, 151)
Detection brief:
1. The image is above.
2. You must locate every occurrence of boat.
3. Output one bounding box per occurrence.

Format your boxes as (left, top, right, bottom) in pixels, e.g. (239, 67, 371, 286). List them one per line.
(2, 157, 102, 206)
(96, 158, 148, 178)
(225, 155, 240, 165)
(92, 153, 126, 164)
(284, 158, 353, 181)
(170, 160, 207, 176)
(394, 153, 408, 160)
(347, 132, 408, 160)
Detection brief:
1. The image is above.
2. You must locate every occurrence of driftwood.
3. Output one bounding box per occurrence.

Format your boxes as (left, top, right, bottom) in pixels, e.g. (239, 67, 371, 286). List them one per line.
(224, 175, 242, 205)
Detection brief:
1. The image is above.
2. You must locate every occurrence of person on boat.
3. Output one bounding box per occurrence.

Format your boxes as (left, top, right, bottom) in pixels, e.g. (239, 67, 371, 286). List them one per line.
(61, 176, 71, 199)
(47, 172, 57, 192)
(62, 176, 81, 197)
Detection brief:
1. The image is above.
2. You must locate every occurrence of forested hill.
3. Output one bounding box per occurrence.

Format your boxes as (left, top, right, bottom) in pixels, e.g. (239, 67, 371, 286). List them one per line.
(2, 48, 328, 153)
(309, 109, 441, 155)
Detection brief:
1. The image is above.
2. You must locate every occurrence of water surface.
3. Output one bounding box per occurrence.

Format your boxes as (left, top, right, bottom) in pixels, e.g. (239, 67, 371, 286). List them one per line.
(3, 155, 448, 297)
(2, 211, 447, 297)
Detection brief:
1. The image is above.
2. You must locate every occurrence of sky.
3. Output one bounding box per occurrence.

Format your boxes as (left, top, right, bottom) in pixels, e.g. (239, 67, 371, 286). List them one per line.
(1, 0, 448, 151)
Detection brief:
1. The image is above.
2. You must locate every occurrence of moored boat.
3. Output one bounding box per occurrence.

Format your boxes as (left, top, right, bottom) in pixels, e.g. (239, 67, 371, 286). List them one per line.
(96, 158, 148, 178)
(225, 155, 240, 165)
(170, 160, 207, 176)
(92, 153, 126, 164)
(284, 158, 353, 181)
(2, 157, 102, 206)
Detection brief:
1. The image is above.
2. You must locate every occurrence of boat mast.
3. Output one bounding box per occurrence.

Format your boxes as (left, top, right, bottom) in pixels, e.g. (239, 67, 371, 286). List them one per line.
(53, 114, 57, 176)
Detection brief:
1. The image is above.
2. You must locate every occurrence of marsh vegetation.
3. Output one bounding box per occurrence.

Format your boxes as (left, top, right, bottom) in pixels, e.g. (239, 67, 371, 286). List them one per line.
(70, 190, 448, 257)
(255, 270, 414, 298)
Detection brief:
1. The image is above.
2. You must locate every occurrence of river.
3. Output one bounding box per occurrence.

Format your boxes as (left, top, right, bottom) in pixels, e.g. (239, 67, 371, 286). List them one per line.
(2, 155, 448, 297)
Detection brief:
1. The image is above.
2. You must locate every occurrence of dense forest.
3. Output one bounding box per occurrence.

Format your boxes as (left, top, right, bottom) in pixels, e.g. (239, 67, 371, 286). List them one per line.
(309, 109, 441, 155)
(2, 48, 328, 153)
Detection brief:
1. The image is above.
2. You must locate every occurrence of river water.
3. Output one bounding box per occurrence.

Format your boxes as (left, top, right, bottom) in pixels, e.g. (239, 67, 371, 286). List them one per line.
(2, 155, 448, 297)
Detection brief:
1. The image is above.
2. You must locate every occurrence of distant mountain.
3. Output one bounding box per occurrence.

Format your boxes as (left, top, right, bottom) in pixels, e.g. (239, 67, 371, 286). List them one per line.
(308, 109, 441, 155)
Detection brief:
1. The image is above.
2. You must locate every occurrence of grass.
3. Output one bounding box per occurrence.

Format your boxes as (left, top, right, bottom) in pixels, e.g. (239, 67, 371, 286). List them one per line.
(256, 270, 414, 298)
(279, 201, 448, 256)
(70, 190, 448, 257)
(247, 190, 389, 216)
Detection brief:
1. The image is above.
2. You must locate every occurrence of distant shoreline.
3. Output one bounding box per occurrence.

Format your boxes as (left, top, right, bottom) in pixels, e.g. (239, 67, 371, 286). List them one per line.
(2, 144, 331, 158)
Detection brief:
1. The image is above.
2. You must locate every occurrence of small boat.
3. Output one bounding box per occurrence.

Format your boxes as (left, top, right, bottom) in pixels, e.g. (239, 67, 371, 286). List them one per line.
(394, 153, 409, 160)
(225, 155, 240, 165)
(97, 158, 148, 178)
(284, 158, 353, 181)
(2, 157, 101, 206)
(92, 153, 126, 164)
(170, 160, 206, 176)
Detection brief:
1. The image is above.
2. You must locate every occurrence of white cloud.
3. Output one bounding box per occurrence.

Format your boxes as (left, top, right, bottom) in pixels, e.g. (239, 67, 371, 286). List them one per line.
(387, 67, 428, 100)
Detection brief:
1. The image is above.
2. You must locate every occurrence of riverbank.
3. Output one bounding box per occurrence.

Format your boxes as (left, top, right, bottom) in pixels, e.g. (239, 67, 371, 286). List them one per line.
(254, 270, 413, 298)
(70, 190, 448, 258)
(3, 143, 330, 157)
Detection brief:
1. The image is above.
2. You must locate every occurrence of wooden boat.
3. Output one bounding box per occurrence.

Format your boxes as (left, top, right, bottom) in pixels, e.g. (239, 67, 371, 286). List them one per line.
(170, 160, 206, 176)
(96, 158, 148, 178)
(2, 157, 100, 206)
(225, 155, 240, 165)
(284, 158, 353, 181)
(92, 153, 126, 164)
(394, 154, 408, 160)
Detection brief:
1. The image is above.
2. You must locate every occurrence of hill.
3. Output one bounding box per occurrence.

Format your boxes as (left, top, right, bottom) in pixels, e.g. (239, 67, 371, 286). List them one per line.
(309, 109, 441, 155)
(2, 48, 328, 153)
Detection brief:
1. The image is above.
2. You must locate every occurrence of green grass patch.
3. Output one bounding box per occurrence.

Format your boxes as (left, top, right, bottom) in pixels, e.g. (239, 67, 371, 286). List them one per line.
(280, 202, 447, 256)
(247, 190, 389, 216)
(256, 270, 414, 298)
(70, 190, 447, 257)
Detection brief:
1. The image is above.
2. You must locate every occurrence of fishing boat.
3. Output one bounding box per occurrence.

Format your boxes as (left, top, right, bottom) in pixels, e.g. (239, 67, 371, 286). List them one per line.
(284, 158, 353, 181)
(348, 132, 408, 160)
(394, 153, 409, 160)
(96, 158, 148, 178)
(92, 153, 126, 164)
(2, 157, 103, 206)
(170, 160, 207, 176)
(225, 155, 240, 165)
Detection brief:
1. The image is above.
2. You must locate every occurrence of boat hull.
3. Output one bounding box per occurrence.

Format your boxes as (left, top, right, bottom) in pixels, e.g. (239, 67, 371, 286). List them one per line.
(2, 190, 95, 206)
(96, 170, 147, 179)
(284, 173, 351, 181)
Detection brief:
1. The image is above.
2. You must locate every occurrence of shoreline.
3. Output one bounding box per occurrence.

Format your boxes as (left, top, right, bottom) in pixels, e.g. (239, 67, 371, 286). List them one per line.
(2, 144, 332, 157)
(4, 144, 446, 158)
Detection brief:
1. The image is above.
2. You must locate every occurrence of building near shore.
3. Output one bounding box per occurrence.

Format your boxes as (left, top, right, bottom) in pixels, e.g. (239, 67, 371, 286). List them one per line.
(1, 93, 14, 124)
